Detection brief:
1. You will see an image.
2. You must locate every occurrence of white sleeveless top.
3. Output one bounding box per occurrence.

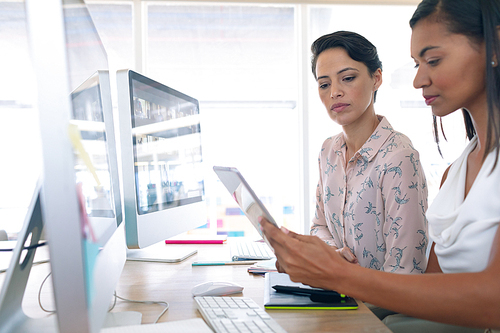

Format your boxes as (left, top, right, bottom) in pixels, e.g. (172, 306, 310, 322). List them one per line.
(427, 136, 500, 273)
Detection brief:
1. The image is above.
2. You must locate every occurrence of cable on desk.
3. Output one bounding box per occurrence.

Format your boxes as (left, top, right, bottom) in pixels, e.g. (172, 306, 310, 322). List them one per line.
(0, 258, 49, 274)
(38, 271, 56, 314)
(0, 241, 48, 252)
(0, 241, 50, 273)
(110, 291, 170, 324)
(37, 271, 170, 324)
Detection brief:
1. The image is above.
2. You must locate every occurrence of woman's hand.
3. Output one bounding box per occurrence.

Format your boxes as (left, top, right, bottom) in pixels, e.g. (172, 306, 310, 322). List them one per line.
(260, 216, 348, 290)
(274, 246, 357, 274)
(275, 258, 285, 273)
(274, 243, 358, 272)
(336, 246, 358, 264)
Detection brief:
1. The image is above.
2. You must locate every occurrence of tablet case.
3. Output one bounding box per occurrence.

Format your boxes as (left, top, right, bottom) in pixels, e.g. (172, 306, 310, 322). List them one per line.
(264, 272, 358, 310)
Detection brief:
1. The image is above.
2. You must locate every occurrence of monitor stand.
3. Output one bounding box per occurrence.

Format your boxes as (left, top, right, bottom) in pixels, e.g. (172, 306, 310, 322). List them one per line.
(0, 181, 54, 333)
(126, 241, 197, 263)
(0, 182, 142, 333)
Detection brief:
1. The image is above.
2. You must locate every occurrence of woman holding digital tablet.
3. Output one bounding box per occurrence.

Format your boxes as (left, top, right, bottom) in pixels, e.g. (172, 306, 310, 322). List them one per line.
(261, 0, 500, 332)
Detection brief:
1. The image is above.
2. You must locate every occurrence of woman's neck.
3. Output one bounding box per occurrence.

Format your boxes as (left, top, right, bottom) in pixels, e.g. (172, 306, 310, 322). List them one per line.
(342, 111, 380, 161)
(467, 104, 489, 158)
(463, 102, 492, 198)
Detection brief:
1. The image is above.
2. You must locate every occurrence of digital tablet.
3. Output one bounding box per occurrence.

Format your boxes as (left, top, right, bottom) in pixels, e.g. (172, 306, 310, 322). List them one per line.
(213, 166, 279, 245)
(264, 272, 358, 310)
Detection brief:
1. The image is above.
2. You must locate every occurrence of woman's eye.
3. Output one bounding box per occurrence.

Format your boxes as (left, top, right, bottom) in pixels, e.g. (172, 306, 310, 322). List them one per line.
(414, 63, 419, 69)
(427, 58, 440, 66)
(343, 76, 355, 82)
(319, 83, 329, 89)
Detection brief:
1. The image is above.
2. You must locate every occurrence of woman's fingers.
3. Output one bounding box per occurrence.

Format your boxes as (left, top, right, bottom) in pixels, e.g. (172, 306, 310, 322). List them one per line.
(337, 246, 359, 264)
(275, 259, 286, 273)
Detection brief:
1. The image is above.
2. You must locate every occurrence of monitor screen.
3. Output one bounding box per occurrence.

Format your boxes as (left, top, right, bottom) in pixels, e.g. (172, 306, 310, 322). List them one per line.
(117, 70, 207, 252)
(130, 75, 204, 215)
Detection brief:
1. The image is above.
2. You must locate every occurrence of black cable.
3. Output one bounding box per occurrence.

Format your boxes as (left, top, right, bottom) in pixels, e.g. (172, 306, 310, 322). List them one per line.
(0, 241, 48, 252)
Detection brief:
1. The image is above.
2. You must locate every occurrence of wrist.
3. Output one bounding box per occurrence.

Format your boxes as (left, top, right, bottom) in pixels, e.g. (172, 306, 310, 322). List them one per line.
(332, 260, 364, 297)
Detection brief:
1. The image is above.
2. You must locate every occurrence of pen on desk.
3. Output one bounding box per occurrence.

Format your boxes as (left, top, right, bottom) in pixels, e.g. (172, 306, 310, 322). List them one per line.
(192, 261, 257, 266)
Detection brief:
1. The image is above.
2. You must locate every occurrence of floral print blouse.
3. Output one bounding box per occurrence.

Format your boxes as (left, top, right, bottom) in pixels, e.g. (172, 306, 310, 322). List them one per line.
(311, 116, 428, 274)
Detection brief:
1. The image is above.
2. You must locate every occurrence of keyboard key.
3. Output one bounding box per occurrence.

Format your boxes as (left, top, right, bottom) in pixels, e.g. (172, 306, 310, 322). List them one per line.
(195, 296, 286, 333)
(230, 241, 275, 261)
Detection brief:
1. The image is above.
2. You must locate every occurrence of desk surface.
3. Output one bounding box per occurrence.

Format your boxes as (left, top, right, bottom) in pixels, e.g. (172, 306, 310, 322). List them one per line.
(0, 242, 391, 332)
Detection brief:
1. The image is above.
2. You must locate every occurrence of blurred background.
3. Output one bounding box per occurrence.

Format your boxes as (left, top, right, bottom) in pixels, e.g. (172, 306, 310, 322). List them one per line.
(0, 0, 467, 240)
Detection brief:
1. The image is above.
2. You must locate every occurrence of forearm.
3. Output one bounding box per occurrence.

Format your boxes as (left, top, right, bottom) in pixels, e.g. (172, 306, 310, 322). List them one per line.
(261, 210, 500, 330)
(310, 223, 336, 244)
(335, 264, 500, 329)
(310, 197, 337, 245)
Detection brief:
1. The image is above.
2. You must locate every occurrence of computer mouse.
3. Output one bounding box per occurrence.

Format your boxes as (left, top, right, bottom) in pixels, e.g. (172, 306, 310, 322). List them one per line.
(191, 281, 244, 297)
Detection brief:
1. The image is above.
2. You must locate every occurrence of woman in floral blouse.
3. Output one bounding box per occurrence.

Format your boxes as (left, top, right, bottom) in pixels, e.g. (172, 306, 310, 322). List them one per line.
(309, 31, 429, 276)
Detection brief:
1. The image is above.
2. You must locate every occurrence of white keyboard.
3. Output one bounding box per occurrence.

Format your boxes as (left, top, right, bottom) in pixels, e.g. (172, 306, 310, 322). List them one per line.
(194, 296, 287, 333)
(230, 241, 275, 261)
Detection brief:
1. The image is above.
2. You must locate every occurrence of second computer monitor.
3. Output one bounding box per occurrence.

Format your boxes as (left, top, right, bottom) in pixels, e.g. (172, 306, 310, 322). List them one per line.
(117, 70, 206, 250)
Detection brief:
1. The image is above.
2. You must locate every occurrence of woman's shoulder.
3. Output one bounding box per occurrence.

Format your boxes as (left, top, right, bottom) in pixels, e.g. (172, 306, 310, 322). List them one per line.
(378, 130, 421, 160)
(320, 132, 343, 150)
(388, 129, 416, 146)
(374, 116, 421, 155)
(440, 164, 453, 188)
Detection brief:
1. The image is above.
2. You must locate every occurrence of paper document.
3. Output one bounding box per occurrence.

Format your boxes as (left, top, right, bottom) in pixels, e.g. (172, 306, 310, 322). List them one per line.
(101, 318, 212, 333)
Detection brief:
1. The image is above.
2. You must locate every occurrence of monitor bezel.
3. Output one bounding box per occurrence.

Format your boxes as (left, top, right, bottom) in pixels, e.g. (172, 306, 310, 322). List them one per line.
(117, 69, 207, 250)
(25, 0, 128, 330)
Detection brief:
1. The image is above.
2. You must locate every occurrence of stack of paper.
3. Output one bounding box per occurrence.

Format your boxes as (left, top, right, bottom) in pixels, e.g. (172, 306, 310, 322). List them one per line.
(102, 318, 212, 333)
(247, 258, 278, 275)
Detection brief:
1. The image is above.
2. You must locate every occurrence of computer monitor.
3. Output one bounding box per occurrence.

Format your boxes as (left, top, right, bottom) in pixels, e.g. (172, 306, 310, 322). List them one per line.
(70, 70, 122, 242)
(0, 1, 139, 332)
(65, 69, 138, 331)
(116, 70, 207, 261)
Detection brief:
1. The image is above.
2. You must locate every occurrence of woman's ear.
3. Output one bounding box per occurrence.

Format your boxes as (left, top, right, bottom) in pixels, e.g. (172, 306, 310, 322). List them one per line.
(373, 68, 383, 91)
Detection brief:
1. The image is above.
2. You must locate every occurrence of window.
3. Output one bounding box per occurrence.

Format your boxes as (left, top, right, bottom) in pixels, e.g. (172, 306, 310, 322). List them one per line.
(145, 3, 300, 237)
(87, 2, 133, 73)
(0, 2, 40, 236)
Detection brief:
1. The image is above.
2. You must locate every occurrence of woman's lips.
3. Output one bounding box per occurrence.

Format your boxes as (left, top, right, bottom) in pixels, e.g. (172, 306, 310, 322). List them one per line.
(424, 95, 438, 105)
(331, 103, 349, 113)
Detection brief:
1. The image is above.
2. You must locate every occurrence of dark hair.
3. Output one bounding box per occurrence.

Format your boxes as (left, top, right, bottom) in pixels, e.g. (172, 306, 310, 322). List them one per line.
(311, 31, 383, 100)
(410, 0, 500, 168)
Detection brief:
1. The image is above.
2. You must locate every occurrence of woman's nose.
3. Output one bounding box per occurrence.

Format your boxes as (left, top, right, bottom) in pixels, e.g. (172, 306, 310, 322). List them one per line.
(330, 85, 343, 98)
(413, 66, 430, 89)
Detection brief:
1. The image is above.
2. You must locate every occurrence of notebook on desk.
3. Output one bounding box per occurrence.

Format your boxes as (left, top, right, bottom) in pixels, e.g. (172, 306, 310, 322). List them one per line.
(264, 272, 358, 310)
